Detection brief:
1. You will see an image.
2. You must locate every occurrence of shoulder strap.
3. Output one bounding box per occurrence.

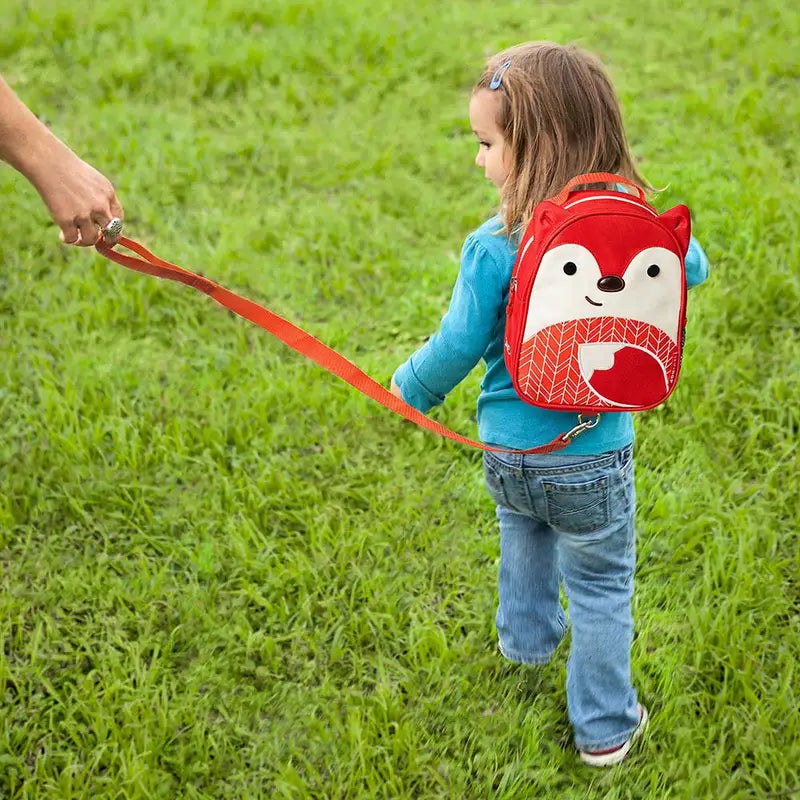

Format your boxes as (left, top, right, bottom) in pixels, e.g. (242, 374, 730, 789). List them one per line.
(549, 172, 646, 206)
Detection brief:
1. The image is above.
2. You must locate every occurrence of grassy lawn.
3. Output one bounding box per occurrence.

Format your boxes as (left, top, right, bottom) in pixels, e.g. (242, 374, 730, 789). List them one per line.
(1, 0, 798, 797)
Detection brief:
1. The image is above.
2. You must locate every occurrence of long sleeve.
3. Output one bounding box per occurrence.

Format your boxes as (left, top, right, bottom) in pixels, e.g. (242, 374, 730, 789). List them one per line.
(686, 235, 710, 288)
(393, 233, 507, 413)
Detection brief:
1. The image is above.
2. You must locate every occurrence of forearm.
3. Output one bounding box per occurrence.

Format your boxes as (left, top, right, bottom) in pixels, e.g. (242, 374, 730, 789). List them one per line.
(393, 233, 507, 411)
(0, 76, 68, 182)
(395, 332, 485, 411)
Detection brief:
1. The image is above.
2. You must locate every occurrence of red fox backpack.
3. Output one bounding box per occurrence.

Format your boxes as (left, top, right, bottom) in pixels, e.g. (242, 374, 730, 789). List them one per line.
(504, 171, 692, 429)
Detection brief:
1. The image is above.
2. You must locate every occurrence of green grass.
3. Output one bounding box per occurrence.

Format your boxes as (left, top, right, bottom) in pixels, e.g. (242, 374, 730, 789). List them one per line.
(1, 0, 798, 797)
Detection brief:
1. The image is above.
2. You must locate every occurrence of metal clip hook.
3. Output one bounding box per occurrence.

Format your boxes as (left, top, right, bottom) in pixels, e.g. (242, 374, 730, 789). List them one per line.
(561, 413, 601, 442)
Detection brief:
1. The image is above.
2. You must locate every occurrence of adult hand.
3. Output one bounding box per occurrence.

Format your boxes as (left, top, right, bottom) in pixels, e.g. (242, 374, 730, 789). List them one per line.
(29, 141, 124, 246)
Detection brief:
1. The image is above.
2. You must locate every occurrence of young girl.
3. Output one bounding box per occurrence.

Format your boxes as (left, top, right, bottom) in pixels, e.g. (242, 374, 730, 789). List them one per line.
(390, 42, 709, 766)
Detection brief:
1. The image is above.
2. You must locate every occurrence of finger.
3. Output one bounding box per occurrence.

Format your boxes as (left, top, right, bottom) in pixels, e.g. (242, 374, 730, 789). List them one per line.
(89, 187, 124, 229)
(92, 205, 125, 244)
(59, 224, 82, 246)
(90, 206, 113, 233)
(75, 217, 101, 247)
(109, 195, 124, 222)
(96, 214, 124, 244)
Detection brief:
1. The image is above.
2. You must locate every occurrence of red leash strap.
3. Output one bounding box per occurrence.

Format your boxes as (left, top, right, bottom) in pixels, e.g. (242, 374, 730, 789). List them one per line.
(95, 236, 573, 455)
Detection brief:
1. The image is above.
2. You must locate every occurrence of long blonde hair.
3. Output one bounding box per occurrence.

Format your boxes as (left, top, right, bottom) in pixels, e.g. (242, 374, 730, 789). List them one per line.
(474, 42, 652, 237)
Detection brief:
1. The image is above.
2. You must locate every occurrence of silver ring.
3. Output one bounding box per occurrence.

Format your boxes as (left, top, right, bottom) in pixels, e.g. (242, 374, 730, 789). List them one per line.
(102, 217, 124, 241)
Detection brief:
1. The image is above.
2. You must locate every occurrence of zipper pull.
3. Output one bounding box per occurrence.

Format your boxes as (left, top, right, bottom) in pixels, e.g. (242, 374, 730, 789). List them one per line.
(506, 277, 517, 315)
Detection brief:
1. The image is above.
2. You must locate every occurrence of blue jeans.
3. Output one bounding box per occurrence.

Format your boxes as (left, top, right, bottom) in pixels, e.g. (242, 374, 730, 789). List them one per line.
(482, 444, 640, 751)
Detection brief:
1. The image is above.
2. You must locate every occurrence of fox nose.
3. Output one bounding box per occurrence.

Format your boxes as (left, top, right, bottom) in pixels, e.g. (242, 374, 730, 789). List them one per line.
(597, 275, 625, 292)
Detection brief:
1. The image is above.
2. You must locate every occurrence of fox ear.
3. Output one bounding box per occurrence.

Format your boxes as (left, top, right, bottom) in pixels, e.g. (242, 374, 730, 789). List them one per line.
(659, 204, 691, 254)
(532, 200, 571, 234)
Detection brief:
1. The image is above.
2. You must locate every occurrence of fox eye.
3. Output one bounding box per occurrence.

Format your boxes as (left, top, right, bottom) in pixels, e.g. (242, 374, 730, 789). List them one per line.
(563, 262, 577, 275)
(647, 264, 660, 277)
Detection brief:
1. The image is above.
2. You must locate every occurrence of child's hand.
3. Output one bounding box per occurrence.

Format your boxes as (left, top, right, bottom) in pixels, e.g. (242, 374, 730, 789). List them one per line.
(390, 374, 416, 425)
(390, 375, 404, 401)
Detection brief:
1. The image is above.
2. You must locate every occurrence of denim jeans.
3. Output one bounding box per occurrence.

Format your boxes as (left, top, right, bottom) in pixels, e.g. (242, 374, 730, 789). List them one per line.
(482, 444, 640, 751)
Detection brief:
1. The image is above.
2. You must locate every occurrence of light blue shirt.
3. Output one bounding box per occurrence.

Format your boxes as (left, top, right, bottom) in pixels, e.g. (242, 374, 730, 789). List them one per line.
(394, 214, 710, 454)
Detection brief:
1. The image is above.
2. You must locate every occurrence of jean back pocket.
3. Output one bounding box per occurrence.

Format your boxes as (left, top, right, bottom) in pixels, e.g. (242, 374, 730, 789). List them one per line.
(541, 475, 610, 534)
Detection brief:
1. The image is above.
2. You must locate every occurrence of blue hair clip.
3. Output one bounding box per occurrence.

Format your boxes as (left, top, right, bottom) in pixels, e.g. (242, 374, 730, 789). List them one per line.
(489, 59, 512, 90)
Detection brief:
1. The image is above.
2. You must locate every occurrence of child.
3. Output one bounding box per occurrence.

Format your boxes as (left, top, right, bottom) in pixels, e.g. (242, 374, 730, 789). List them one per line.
(390, 41, 709, 766)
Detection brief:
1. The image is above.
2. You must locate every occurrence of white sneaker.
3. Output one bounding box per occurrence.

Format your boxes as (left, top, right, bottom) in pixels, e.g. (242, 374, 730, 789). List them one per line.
(579, 704, 649, 767)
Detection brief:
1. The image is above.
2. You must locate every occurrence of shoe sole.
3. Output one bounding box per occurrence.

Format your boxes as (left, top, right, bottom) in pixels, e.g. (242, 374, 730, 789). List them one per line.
(579, 704, 649, 767)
